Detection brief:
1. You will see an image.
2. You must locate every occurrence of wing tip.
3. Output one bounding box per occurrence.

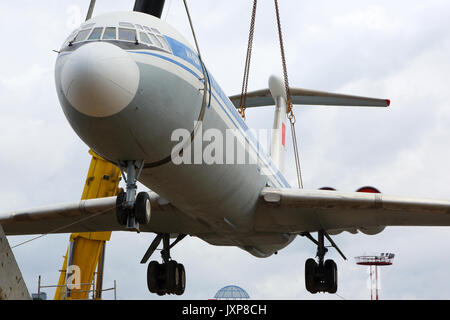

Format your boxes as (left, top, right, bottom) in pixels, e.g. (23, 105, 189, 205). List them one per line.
(386, 99, 391, 107)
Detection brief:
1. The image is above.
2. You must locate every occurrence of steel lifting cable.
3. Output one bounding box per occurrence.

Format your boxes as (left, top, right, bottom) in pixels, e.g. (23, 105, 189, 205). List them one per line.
(238, 0, 258, 120)
(182, 0, 210, 141)
(274, 0, 303, 188)
(145, 0, 210, 169)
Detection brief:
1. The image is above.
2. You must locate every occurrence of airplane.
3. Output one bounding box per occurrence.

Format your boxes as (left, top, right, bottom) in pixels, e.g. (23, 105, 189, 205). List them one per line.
(2, 0, 450, 297)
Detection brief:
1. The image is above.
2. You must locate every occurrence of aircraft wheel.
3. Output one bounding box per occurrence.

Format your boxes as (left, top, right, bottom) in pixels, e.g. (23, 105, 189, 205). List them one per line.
(115, 190, 128, 226)
(324, 259, 337, 294)
(175, 263, 186, 295)
(147, 261, 161, 293)
(305, 258, 318, 294)
(135, 192, 151, 225)
(156, 289, 165, 296)
(165, 260, 179, 294)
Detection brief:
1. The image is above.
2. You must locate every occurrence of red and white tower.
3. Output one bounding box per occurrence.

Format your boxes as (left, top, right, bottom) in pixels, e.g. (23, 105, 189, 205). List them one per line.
(355, 253, 395, 300)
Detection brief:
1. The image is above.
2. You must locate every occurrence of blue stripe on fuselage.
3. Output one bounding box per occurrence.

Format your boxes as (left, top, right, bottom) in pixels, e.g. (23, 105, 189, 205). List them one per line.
(129, 38, 290, 188)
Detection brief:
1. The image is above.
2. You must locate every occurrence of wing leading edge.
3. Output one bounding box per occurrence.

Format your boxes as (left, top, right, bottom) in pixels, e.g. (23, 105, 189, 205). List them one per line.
(229, 76, 390, 108)
(255, 187, 450, 234)
(0, 192, 210, 236)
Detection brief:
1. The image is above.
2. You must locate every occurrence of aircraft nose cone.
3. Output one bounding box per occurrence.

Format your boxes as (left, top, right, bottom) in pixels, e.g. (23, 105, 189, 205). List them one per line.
(61, 42, 140, 117)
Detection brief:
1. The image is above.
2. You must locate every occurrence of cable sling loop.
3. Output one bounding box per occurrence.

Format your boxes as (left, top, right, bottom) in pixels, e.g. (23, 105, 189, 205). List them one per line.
(178, 0, 210, 155)
(238, 0, 258, 120)
(142, 0, 209, 169)
(274, 0, 303, 188)
(274, 0, 294, 123)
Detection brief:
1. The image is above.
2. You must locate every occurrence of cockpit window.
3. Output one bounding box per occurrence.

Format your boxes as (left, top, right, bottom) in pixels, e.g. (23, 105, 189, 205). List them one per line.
(88, 27, 103, 40)
(62, 23, 172, 54)
(151, 28, 161, 35)
(63, 30, 78, 45)
(103, 27, 116, 40)
(118, 28, 137, 42)
(141, 26, 170, 51)
(82, 23, 96, 29)
(139, 32, 152, 45)
(148, 33, 162, 48)
(157, 35, 170, 50)
(73, 29, 92, 43)
(119, 22, 135, 28)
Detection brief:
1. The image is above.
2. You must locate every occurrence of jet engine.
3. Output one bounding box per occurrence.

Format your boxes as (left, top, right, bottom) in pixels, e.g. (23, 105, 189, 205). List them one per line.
(356, 186, 384, 235)
(356, 186, 381, 193)
(326, 186, 386, 235)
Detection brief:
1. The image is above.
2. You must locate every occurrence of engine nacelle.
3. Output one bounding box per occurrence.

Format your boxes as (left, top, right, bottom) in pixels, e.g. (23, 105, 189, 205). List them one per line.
(326, 187, 385, 235)
(358, 226, 386, 235)
(356, 186, 381, 193)
(356, 187, 384, 235)
(327, 229, 342, 235)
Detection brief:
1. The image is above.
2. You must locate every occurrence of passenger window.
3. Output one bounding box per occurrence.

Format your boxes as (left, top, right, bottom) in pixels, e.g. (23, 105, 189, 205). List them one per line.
(88, 27, 103, 40)
(139, 32, 152, 45)
(73, 29, 92, 43)
(103, 27, 116, 40)
(149, 33, 162, 47)
(119, 28, 137, 42)
(119, 22, 135, 28)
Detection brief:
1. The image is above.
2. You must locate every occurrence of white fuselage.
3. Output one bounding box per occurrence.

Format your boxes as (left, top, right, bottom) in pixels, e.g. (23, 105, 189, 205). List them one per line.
(55, 11, 294, 257)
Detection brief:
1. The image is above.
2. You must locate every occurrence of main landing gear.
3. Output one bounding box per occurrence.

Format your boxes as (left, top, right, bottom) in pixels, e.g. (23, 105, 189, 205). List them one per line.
(141, 233, 187, 296)
(115, 160, 150, 232)
(301, 230, 347, 294)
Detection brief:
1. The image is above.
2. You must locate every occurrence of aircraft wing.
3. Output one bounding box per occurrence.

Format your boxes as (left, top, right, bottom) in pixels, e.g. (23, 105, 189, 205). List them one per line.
(255, 187, 450, 234)
(0, 192, 209, 236)
(229, 88, 390, 108)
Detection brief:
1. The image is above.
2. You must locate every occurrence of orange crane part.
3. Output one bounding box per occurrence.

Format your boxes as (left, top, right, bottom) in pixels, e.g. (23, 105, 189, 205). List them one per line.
(54, 150, 121, 300)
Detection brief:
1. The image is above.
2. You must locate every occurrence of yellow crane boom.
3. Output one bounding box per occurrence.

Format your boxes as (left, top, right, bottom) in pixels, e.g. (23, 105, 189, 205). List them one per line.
(54, 150, 121, 300)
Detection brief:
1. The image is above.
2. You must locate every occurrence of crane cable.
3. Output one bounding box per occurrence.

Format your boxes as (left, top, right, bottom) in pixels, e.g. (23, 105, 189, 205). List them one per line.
(239, 0, 303, 188)
(238, 0, 258, 120)
(273, 0, 303, 188)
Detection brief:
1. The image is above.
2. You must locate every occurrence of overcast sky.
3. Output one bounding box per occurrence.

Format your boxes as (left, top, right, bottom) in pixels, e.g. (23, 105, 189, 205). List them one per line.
(2, 0, 450, 300)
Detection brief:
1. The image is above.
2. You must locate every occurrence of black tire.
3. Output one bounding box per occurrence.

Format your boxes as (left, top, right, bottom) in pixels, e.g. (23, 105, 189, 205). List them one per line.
(175, 263, 186, 295)
(115, 190, 128, 226)
(305, 258, 318, 294)
(147, 261, 160, 293)
(156, 290, 165, 296)
(165, 260, 179, 294)
(324, 259, 337, 294)
(135, 192, 151, 225)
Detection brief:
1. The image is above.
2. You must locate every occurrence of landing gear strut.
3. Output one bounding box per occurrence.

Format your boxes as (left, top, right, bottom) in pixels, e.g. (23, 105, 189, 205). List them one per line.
(141, 233, 187, 296)
(301, 230, 346, 294)
(115, 160, 150, 232)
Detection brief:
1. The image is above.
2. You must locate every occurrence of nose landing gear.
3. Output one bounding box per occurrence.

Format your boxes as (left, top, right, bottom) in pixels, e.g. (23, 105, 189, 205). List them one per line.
(115, 160, 150, 232)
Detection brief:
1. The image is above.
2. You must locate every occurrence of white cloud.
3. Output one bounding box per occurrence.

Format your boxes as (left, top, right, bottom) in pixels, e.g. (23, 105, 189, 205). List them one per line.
(331, 6, 399, 32)
(0, 64, 49, 88)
